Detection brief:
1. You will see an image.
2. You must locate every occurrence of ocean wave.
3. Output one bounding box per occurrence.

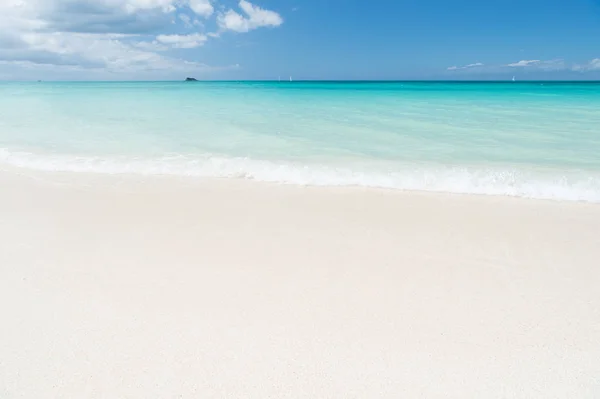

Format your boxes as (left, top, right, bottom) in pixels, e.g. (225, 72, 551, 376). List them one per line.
(2, 148, 600, 202)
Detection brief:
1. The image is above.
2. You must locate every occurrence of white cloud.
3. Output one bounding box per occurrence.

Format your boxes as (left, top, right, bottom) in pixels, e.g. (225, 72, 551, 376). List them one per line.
(446, 58, 580, 74)
(218, 0, 283, 33)
(0, 0, 180, 34)
(507, 60, 540, 67)
(132, 40, 169, 51)
(9, 31, 205, 71)
(238, 0, 282, 26)
(0, 0, 284, 78)
(188, 0, 214, 18)
(506, 59, 566, 71)
(447, 62, 484, 71)
(572, 58, 600, 72)
(122, 0, 178, 13)
(179, 13, 202, 28)
(156, 33, 208, 48)
(218, 11, 249, 33)
(179, 13, 193, 27)
(588, 59, 600, 70)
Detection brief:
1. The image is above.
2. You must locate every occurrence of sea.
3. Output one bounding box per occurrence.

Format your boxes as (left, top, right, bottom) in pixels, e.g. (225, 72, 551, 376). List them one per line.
(1, 81, 599, 202)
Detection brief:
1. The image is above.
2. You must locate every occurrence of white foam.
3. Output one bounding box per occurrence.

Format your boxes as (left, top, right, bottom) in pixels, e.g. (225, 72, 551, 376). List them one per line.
(2, 148, 600, 202)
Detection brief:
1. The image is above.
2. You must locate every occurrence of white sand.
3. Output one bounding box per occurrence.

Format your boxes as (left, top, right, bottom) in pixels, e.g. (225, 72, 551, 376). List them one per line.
(1, 169, 600, 398)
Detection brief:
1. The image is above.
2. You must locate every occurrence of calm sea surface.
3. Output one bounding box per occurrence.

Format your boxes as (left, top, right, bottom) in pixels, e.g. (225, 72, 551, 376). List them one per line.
(1, 81, 600, 201)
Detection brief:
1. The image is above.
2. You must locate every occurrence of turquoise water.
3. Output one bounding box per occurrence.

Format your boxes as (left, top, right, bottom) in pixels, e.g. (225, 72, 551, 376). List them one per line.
(1, 81, 600, 201)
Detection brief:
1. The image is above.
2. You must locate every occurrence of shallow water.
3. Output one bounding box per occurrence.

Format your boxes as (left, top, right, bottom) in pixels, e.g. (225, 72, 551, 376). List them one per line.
(1, 81, 600, 201)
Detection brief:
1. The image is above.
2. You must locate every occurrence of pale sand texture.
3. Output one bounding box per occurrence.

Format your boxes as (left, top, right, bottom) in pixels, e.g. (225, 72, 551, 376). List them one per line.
(1, 169, 599, 398)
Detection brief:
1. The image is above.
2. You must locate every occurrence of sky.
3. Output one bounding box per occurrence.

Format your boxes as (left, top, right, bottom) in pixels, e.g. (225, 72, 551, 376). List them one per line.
(1, 0, 600, 80)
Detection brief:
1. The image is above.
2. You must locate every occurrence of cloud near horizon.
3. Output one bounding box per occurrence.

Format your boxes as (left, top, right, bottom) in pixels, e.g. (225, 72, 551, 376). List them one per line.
(0, 0, 283, 78)
(572, 58, 600, 71)
(507, 60, 541, 67)
(447, 62, 484, 71)
(447, 58, 599, 74)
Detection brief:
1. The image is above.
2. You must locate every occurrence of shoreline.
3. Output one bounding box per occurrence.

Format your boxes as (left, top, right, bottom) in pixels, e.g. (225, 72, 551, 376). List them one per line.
(2, 149, 600, 204)
(1, 168, 600, 398)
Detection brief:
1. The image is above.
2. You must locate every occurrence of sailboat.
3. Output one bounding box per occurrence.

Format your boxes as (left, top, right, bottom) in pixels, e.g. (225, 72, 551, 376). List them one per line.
(289, 76, 293, 82)
(512, 76, 516, 82)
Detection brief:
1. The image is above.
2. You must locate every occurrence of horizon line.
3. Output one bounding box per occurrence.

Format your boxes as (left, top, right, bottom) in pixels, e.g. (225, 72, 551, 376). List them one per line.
(3, 79, 600, 83)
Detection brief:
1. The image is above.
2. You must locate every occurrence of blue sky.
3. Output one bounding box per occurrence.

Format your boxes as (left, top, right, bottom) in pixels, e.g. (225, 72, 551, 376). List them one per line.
(1, 0, 600, 80)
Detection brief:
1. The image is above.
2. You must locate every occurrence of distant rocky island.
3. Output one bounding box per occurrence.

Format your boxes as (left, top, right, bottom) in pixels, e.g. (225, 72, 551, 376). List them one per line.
(185, 77, 198, 81)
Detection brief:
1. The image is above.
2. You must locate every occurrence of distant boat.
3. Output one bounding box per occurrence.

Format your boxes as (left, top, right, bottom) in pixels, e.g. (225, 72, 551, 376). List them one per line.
(290, 76, 293, 82)
(512, 76, 516, 82)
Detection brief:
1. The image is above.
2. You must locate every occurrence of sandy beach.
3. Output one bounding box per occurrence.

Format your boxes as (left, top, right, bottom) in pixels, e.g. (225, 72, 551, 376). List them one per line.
(1, 168, 599, 398)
